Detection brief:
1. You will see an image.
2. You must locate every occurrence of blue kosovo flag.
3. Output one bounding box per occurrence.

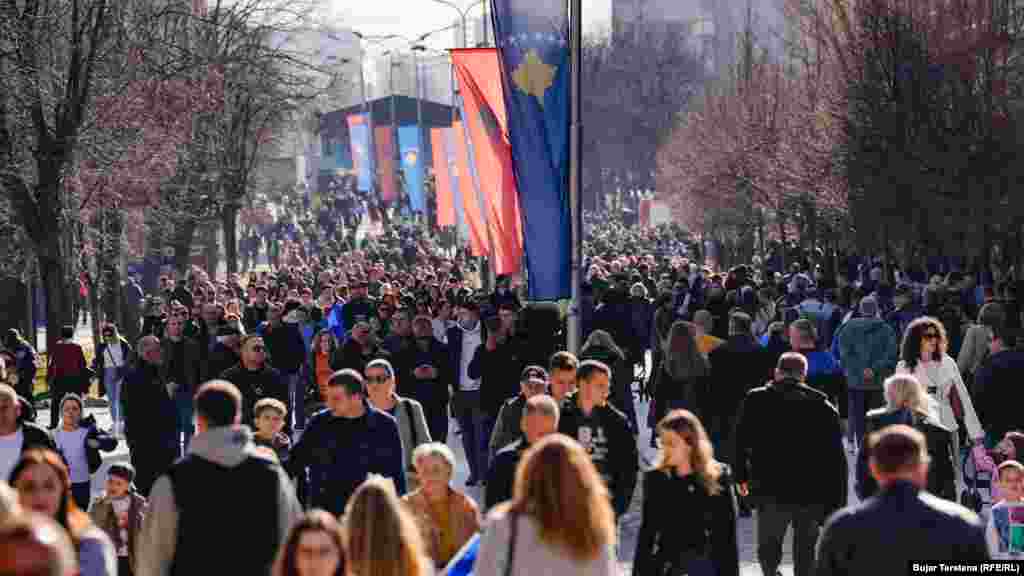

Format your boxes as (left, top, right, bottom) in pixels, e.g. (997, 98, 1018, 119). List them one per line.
(491, 0, 571, 300)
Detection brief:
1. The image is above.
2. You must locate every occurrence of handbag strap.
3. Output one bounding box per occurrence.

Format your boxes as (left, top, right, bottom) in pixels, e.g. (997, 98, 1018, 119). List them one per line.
(504, 510, 519, 576)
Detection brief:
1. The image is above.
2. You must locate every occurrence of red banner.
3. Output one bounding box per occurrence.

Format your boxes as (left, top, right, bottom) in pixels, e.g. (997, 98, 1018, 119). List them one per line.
(452, 120, 487, 257)
(430, 128, 455, 227)
(374, 126, 397, 203)
(451, 48, 522, 275)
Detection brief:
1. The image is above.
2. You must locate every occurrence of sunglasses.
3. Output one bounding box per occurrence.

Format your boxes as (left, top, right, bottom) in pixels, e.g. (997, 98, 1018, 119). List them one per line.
(922, 332, 940, 340)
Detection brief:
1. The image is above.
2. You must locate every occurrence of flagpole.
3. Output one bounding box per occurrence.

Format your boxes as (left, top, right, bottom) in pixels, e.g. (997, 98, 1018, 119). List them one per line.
(567, 0, 583, 354)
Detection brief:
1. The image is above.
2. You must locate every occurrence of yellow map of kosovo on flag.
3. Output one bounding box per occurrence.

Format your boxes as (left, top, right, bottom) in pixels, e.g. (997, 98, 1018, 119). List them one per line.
(512, 49, 556, 107)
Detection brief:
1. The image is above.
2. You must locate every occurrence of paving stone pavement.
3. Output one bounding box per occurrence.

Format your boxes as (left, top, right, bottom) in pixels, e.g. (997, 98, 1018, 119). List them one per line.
(38, 390, 863, 576)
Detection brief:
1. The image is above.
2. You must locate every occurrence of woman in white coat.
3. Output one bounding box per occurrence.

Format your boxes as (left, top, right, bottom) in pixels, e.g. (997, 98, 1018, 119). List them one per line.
(896, 316, 984, 492)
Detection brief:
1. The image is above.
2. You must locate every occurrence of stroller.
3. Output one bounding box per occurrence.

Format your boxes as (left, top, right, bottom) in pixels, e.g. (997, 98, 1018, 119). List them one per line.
(961, 444, 995, 513)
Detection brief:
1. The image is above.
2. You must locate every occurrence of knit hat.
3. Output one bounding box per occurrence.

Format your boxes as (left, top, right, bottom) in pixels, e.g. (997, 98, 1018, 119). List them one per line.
(107, 463, 136, 483)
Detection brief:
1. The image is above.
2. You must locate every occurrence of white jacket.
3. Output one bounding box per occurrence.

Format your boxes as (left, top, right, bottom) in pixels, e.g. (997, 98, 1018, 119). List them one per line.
(896, 354, 984, 440)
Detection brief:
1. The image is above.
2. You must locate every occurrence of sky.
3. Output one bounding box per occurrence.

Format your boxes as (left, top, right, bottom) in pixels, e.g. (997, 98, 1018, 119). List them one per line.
(331, 0, 612, 54)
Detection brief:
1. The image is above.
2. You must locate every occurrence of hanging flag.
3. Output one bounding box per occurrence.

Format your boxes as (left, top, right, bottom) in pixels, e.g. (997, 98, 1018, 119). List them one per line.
(442, 533, 479, 576)
(430, 128, 455, 227)
(374, 126, 398, 203)
(445, 126, 468, 242)
(492, 0, 571, 300)
(452, 48, 522, 276)
(397, 125, 426, 213)
(452, 120, 487, 257)
(347, 114, 372, 192)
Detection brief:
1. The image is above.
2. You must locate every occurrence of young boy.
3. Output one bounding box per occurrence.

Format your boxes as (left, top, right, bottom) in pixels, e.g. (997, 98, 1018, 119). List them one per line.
(89, 464, 147, 576)
(253, 397, 291, 464)
(986, 460, 1024, 559)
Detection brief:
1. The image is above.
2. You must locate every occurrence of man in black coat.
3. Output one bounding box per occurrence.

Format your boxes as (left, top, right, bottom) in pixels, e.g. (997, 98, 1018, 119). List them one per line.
(398, 315, 451, 443)
(485, 394, 559, 510)
(123, 336, 179, 496)
(816, 425, 988, 576)
(734, 352, 847, 576)
(974, 323, 1024, 442)
(221, 335, 285, 428)
(707, 312, 775, 463)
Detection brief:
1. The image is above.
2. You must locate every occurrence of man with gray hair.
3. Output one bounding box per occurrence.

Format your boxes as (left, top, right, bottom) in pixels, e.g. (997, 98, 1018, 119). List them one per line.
(0, 384, 54, 482)
(485, 394, 560, 510)
(734, 352, 847, 576)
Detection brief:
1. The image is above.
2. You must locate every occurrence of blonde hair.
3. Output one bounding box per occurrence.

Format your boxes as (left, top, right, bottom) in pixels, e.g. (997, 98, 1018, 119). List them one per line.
(656, 409, 724, 495)
(883, 374, 931, 416)
(504, 434, 615, 561)
(345, 475, 429, 576)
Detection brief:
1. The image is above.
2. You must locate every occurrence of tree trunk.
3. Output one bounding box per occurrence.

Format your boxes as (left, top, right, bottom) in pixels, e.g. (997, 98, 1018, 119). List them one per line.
(222, 202, 240, 276)
(38, 252, 68, 356)
(173, 220, 197, 278)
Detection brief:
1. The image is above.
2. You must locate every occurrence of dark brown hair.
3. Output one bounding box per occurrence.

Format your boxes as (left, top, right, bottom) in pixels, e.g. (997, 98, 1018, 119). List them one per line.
(899, 316, 947, 371)
(9, 449, 93, 545)
(867, 424, 928, 475)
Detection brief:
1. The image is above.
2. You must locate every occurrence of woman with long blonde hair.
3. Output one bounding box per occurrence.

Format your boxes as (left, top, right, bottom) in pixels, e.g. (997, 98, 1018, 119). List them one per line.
(855, 374, 956, 501)
(345, 475, 432, 576)
(475, 434, 619, 576)
(634, 409, 738, 575)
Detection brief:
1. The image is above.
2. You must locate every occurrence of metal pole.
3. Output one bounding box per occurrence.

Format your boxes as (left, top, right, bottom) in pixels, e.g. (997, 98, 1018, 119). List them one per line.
(390, 54, 400, 216)
(413, 48, 424, 222)
(568, 0, 583, 353)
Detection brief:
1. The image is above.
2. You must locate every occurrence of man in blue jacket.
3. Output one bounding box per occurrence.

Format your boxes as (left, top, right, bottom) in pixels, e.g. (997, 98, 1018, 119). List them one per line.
(288, 369, 405, 514)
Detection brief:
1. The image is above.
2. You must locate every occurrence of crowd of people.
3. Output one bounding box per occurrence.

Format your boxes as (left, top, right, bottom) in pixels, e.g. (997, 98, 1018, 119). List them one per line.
(0, 217, 1020, 575)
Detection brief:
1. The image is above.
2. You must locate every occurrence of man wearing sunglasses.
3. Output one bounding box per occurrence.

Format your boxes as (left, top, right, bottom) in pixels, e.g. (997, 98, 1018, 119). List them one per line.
(221, 335, 285, 428)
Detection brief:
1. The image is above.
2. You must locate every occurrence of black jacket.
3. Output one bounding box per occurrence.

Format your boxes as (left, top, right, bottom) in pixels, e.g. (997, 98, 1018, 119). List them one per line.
(634, 468, 739, 576)
(265, 322, 307, 373)
(856, 408, 956, 501)
(734, 378, 847, 514)
(469, 340, 522, 418)
(123, 363, 178, 453)
(220, 364, 285, 426)
(395, 336, 451, 411)
(338, 338, 390, 376)
(974, 347, 1024, 442)
(816, 481, 988, 576)
(485, 437, 527, 511)
(558, 397, 638, 517)
(708, 335, 776, 438)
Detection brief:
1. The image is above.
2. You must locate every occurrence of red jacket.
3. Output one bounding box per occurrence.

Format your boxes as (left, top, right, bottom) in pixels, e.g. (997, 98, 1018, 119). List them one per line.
(48, 341, 87, 379)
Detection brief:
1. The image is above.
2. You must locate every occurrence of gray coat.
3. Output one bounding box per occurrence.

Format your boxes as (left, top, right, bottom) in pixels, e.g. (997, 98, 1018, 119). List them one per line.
(389, 396, 431, 490)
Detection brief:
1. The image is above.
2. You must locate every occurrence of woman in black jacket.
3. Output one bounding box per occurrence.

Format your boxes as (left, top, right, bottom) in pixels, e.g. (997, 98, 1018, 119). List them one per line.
(653, 321, 710, 426)
(635, 409, 738, 576)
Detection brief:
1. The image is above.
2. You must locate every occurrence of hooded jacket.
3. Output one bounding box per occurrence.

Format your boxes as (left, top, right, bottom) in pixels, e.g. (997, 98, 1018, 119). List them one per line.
(137, 426, 301, 576)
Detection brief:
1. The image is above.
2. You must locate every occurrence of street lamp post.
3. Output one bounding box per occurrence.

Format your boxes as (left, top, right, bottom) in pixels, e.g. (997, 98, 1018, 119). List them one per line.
(427, 0, 487, 48)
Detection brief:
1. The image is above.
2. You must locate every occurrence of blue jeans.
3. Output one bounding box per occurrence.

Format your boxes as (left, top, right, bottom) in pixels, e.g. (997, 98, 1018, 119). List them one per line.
(105, 373, 124, 426)
(454, 390, 487, 482)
